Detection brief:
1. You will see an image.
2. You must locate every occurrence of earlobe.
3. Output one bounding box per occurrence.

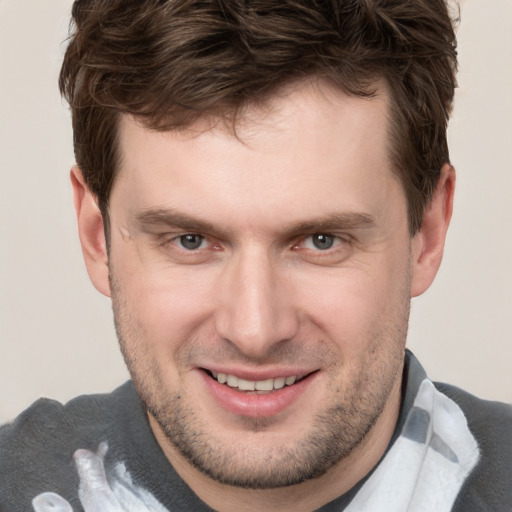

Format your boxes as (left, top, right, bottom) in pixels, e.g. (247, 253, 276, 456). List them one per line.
(70, 167, 111, 297)
(410, 164, 455, 297)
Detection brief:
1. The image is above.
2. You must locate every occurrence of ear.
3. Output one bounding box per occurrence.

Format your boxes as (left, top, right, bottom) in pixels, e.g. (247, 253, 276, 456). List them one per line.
(410, 164, 455, 297)
(71, 166, 111, 297)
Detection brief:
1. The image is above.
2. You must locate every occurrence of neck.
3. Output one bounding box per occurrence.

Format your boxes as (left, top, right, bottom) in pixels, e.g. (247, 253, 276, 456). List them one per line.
(148, 376, 402, 512)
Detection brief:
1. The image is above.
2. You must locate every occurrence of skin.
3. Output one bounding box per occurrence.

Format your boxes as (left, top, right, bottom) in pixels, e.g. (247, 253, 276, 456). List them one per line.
(72, 80, 454, 512)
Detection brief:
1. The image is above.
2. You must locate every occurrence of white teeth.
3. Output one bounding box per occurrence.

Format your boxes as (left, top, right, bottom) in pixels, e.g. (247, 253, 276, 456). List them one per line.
(211, 371, 300, 391)
(273, 377, 286, 390)
(255, 379, 274, 391)
(227, 375, 238, 387)
(238, 378, 255, 391)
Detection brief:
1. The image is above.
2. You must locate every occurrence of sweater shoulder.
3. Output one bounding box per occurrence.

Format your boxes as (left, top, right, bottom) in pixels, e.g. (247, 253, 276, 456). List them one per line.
(435, 382, 512, 511)
(0, 383, 135, 510)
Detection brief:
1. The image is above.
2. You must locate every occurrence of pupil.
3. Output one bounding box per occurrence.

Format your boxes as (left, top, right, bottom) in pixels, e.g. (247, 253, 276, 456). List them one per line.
(313, 234, 333, 250)
(180, 234, 203, 250)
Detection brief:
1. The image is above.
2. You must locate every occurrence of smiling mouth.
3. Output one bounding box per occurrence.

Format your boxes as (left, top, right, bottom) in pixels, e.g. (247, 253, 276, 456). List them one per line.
(204, 370, 313, 394)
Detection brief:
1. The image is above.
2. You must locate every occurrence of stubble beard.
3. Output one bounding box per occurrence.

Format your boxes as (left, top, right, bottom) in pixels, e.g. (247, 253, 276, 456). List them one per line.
(110, 275, 408, 490)
(144, 373, 402, 489)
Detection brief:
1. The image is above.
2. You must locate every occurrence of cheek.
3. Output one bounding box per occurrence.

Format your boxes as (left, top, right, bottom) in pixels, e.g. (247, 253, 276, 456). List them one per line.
(114, 258, 217, 348)
(294, 258, 410, 350)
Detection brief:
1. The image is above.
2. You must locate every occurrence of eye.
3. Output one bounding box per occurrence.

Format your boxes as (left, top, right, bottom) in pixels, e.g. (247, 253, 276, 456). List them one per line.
(303, 233, 338, 250)
(292, 232, 352, 265)
(178, 234, 206, 250)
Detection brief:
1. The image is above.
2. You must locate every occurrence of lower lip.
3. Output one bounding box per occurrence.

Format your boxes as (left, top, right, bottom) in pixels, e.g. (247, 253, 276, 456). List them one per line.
(199, 370, 317, 418)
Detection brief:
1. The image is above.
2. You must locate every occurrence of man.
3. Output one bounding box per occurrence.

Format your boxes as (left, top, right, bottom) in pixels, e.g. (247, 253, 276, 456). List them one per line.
(1, 0, 510, 510)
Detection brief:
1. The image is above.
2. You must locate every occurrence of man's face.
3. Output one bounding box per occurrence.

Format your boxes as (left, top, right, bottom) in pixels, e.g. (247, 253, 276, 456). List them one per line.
(106, 81, 412, 488)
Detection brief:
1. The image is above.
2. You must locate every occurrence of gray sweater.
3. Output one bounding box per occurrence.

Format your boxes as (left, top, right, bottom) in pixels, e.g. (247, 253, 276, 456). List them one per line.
(1, 352, 511, 511)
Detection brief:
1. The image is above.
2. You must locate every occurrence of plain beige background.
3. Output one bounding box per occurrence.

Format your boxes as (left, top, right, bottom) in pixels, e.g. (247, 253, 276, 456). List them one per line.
(1, 0, 511, 423)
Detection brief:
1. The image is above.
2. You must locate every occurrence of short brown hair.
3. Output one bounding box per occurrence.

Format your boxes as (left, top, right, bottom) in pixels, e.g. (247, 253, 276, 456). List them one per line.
(60, 0, 458, 234)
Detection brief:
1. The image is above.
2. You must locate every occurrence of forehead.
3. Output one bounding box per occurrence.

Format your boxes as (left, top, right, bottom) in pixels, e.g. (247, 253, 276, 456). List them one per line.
(112, 80, 403, 232)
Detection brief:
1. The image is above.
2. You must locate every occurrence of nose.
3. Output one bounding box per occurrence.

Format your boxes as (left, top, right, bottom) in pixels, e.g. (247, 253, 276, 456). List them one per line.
(214, 247, 300, 359)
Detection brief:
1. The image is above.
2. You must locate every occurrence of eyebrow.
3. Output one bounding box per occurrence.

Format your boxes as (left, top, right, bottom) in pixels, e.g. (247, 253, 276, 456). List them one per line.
(134, 208, 376, 237)
(286, 212, 376, 236)
(134, 208, 226, 236)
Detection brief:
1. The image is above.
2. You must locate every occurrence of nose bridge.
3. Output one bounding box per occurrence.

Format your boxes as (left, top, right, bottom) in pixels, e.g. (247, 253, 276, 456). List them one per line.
(215, 245, 298, 358)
